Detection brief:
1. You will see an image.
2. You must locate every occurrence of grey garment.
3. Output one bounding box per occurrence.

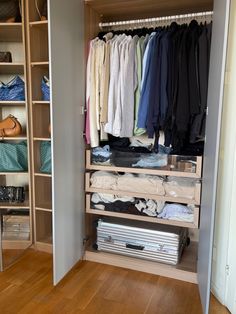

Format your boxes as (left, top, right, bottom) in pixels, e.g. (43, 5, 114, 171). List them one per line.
(190, 23, 212, 143)
(132, 153, 168, 168)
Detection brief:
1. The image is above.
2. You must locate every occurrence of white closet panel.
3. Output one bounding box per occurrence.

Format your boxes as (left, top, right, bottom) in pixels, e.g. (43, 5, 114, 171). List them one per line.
(48, 0, 85, 284)
(198, 0, 230, 312)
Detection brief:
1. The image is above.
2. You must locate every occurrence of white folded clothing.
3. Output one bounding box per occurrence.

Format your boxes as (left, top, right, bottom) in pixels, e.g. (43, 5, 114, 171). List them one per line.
(90, 171, 117, 189)
(164, 177, 198, 199)
(91, 193, 135, 204)
(116, 173, 165, 195)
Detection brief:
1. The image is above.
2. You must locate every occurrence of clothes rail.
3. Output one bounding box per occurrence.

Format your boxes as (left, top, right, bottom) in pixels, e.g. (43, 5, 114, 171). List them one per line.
(99, 11, 213, 29)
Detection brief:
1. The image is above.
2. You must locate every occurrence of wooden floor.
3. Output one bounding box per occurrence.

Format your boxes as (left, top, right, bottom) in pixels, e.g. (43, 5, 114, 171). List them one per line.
(0, 249, 229, 314)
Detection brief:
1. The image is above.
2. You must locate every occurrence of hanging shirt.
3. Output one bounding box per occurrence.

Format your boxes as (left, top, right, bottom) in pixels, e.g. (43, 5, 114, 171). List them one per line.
(100, 33, 113, 141)
(86, 38, 100, 147)
(120, 35, 139, 137)
(137, 32, 157, 129)
(104, 34, 126, 135)
(134, 35, 149, 136)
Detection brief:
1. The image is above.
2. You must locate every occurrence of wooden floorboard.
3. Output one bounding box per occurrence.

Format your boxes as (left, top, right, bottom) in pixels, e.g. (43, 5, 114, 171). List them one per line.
(0, 249, 229, 314)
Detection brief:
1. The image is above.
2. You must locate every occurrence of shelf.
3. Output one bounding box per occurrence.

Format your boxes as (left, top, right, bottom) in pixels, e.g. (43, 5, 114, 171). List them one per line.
(33, 137, 51, 141)
(32, 101, 50, 105)
(0, 172, 28, 175)
(36, 235, 52, 244)
(84, 241, 198, 284)
(31, 61, 49, 68)
(35, 201, 52, 212)
(0, 63, 24, 74)
(86, 194, 199, 228)
(29, 20, 48, 29)
(86, 208, 199, 228)
(35, 241, 52, 254)
(0, 202, 29, 209)
(0, 23, 22, 42)
(0, 192, 29, 209)
(2, 240, 31, 250)
(85, 0, 213, 21)
(86, 207, 199, 229)
(0, 101, 25, 106)
(86, 150, 202, 179)
(0, 135, 27, 141)
(85, 173, 201, 205)
(36, 207, 52, 212)
(86, 187, 200, 205)
(34, 172, 52, 177)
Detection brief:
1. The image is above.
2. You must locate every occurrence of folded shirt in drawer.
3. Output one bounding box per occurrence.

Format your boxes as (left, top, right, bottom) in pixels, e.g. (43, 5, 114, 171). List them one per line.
(164, 177, 198, 199)
(115, 173, 165, 195)
(90, 171, 165, 195)
(90, 171, 117, 189)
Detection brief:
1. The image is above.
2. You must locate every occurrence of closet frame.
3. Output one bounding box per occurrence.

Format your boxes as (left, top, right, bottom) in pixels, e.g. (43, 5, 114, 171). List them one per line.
(0, 0, 32, 267)
(83, 1, 204, 284)
(9, 0, 228, 313)
(25, 0, 52, 254)
(81, 1, 230, 313)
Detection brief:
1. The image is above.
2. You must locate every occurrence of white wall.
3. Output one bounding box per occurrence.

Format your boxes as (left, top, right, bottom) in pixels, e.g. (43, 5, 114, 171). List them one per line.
(211, 0, 236, 304)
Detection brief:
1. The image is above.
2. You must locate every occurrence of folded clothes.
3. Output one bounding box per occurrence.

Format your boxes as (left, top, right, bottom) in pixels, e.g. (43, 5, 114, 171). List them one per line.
(132, 153, 168, 168)
(115, 173, 165, 195)
(90, 171, 165, 196)
(164, 177, 198, 199)
(135, 199, 165, 214)
(90, 171, 117, 190)
(91, 193, 135, 203)
(158, 203, 194, 222)
(92, 159, 111, 166)
(92, 145, 111, 158)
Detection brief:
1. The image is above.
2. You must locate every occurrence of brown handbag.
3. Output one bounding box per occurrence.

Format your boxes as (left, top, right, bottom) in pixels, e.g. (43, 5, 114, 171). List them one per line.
(0, 115, 22, 138)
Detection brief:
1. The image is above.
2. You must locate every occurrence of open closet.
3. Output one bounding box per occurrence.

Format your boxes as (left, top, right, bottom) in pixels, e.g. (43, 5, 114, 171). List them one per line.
(0, 0, 230, 313)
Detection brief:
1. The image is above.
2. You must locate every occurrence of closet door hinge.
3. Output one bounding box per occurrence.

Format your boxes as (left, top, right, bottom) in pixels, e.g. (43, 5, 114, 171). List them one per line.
(81, 105, 87, 115)
(83, 236, 89, 246)
(206, 107, 209, 116)
(226, 264, 230, 276)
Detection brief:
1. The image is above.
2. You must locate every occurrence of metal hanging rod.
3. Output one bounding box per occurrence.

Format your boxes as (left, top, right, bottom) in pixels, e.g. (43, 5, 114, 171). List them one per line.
(99, 11, 213, 28)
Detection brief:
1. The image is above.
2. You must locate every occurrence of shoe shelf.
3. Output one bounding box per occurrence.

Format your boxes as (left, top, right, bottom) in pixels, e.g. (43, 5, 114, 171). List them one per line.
(86, 150, 202, 178)
(0, 23, 23, 42)
(0, 63, 25, 74)
(85, 194, 199, 229)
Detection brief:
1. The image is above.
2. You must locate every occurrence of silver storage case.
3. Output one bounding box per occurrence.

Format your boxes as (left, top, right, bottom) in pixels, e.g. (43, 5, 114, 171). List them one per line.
(96, 219, 188, 265)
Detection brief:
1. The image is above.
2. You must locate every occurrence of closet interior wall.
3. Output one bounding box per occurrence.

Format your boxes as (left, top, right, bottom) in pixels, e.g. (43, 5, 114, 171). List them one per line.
(25, 0, 52, 253)
(0, 0, 32, 270)
(83, 0, 213, 284)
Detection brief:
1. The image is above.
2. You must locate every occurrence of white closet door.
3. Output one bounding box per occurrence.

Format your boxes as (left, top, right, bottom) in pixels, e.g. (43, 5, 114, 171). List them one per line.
(48, 0, 85, 284)
(198, 0, 230, 312)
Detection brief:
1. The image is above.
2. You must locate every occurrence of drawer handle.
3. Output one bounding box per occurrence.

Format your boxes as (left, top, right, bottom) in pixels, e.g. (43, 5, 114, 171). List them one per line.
(126, 243, 144, 250)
